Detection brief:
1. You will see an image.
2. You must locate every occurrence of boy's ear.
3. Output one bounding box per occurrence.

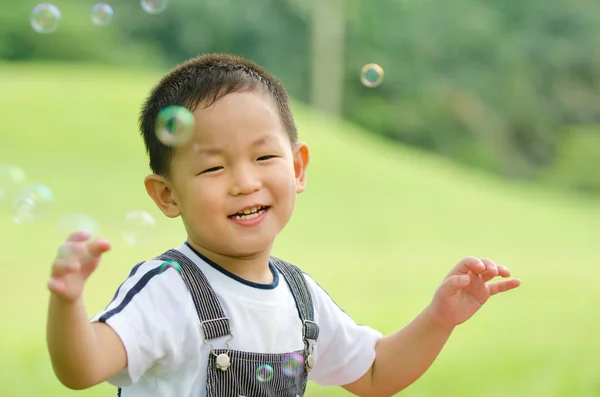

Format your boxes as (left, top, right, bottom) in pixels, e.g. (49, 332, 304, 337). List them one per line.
(293, 142, 310, 193)
(144, 174, 181, 218)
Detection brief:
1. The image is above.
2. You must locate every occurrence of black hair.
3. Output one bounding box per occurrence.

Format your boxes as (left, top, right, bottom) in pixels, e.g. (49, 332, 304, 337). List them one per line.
(139, 53, 298, 176)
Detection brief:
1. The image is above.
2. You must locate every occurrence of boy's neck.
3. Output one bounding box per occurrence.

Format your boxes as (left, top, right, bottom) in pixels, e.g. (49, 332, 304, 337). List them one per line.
(185, 240, 274, 285)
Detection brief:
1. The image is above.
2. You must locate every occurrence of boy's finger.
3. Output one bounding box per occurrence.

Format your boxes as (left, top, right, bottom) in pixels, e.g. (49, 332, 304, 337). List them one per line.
(86, 238, 111, 258)
(454, 256, 486, 275)
(496, 265, 511, 278)
(437, 274, 471, 299)
(51, 258, 80, 276)
(47, 278, 65, 295)
(65, 230, 91, 242)
(480, 258, 499, 282)
(489, 278, 521, 296)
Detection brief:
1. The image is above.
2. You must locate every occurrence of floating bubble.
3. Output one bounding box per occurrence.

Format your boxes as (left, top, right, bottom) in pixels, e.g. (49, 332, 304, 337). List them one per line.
(18, 183, 54, 217)
(57, 213, 100, 236)
(282, 352, 304, 377)
(12, 197, 37, 224)
(360, 63, 384, 88)
(256, 364, 274, 383)
(141, 0, 169, 14)
(0, 165, 27, 204)
(159, 260, 181, 274)
(155, 106, 196, 147)
(122, 210, 156, 246)
(31, 3, 61, 34)
(91, 3, 114, 26)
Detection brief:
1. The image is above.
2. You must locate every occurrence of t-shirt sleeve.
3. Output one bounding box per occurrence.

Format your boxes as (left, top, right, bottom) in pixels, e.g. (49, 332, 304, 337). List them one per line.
(90, 260, 192, 387)
(304, 274, 383, 387)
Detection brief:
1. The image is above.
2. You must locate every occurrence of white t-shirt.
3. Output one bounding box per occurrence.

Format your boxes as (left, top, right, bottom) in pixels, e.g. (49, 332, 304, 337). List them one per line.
(90, 243, 382, 397)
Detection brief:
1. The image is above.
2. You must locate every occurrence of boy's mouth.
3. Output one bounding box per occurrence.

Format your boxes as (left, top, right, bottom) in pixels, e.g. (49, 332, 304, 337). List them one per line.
(228, 205, 270, 221)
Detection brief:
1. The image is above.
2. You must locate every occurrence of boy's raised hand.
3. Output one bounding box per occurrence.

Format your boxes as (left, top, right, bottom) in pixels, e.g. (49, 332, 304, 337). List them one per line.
(48, 231, 112, 301)
(427, 256, 521, 329)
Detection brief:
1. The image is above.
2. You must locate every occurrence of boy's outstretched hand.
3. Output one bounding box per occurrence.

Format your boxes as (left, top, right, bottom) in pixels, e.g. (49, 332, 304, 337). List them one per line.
(48, 231, 112, 301)
(427, 256, 521, 329)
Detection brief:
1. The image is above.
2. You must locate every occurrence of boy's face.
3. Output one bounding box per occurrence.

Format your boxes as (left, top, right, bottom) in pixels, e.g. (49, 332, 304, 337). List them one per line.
(146, 91, 309, 259)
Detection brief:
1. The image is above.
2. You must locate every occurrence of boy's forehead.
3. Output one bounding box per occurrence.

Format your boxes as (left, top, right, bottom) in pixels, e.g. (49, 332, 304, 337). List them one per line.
(189, 91, 287, 143)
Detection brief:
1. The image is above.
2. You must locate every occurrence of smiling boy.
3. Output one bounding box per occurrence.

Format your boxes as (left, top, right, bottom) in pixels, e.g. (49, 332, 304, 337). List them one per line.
(46, 53, 521, 397)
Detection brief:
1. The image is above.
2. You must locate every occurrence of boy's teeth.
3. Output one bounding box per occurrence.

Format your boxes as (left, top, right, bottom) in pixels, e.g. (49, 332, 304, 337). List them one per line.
(240, 206, 262, 215)
(233, 207, 266, 220)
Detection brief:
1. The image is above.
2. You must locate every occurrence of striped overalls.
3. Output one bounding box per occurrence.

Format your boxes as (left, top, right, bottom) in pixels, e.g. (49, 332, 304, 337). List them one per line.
(151, 249, 321, 397)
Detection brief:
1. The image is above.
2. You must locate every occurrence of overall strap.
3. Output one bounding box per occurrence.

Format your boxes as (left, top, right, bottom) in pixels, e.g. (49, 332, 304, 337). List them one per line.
(155, 249, 232, 340)
(270, 257, 320, 343)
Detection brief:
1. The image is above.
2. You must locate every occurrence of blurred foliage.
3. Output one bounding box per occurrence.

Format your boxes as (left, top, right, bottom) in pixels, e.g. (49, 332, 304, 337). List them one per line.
(1, 0, 600, 193)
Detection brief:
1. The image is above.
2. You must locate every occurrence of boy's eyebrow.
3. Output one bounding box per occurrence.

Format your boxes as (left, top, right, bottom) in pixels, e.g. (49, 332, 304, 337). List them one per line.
(196, 134, 275, 157)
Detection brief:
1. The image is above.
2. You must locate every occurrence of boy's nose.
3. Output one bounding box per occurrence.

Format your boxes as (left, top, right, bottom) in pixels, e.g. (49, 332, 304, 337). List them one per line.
(230, 167, 262, 196)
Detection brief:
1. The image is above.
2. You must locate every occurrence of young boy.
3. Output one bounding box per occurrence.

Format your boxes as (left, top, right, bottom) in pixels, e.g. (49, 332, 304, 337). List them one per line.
(46, 53, 521, 397)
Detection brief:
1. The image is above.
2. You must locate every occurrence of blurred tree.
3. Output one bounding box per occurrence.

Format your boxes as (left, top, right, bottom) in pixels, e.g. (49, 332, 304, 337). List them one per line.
(310, 0, 346, 117)
(2, 0, 600, 193)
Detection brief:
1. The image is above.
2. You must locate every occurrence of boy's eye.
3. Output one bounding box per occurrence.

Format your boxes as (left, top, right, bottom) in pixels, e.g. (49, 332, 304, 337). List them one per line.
(257, 155, 276, 161)
(200, 166, 223, 174)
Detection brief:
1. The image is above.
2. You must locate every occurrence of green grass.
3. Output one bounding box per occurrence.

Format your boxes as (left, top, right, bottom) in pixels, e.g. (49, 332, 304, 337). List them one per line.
(1, 62, 599, 397)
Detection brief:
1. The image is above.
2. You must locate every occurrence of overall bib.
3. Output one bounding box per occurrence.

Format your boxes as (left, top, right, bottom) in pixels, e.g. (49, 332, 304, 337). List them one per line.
(147, 249, 321, 397)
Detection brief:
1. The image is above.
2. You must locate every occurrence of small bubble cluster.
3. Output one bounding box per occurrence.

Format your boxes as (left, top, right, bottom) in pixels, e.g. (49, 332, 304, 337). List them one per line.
(360, 63, 385, 88)
(1, 165, 162, 248)
(155, 106, 196, 147)
(256, 364, 274, 382)
(30, 0, 171, 34)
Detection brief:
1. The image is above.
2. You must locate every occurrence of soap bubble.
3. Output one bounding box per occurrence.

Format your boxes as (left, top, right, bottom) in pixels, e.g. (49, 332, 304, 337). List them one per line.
(31, 3, 61, 34)
(159, 260, 181, 274)
(282, 352, 304, 376)
(141, 0, 169, 14)
(155, 106, 196, 147)
(256, 364, 273, 382)
(122, 210, 156, 245)
(17, 183, 54, 218)
(57, 213, 100, 236)
(0, 165, 27, 204)
(360, 63, 384, 88)
(12, 197, 37, 224)
(91, 3, 114, 27)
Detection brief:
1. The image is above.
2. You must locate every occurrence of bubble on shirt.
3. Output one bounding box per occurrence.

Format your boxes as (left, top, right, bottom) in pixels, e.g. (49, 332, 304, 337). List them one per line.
(31, 3, 61, 34)
(122, 210, 156, 246)
(282, 352, 304, 377)
(360, 63, 384, 88)
(57, 213, 100, 236)
(141, 0, 169, 14)
(91, 3, 114, 27)
(256, 364, 274, 383)
(0, 164, 27, 204)
(155, 105, 195, 147)
(159, 260, 181, 274)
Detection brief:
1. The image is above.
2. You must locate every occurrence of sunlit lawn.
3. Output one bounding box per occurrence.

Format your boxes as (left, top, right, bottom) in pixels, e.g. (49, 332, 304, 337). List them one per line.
(1, 63, 599, 397)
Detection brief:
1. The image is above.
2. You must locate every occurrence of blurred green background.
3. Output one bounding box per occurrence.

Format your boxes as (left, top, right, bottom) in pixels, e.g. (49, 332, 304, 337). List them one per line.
(1, 1, 599, 396)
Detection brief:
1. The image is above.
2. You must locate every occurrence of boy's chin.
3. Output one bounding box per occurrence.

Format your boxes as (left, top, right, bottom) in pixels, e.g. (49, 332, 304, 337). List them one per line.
(224, 238, 277, 258)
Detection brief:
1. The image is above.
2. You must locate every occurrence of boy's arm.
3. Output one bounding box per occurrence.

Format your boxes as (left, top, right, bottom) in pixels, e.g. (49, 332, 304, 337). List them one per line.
(47, 294, 127, 390)
(343, 257, 520, 397)
(343, 307, 453, 397)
